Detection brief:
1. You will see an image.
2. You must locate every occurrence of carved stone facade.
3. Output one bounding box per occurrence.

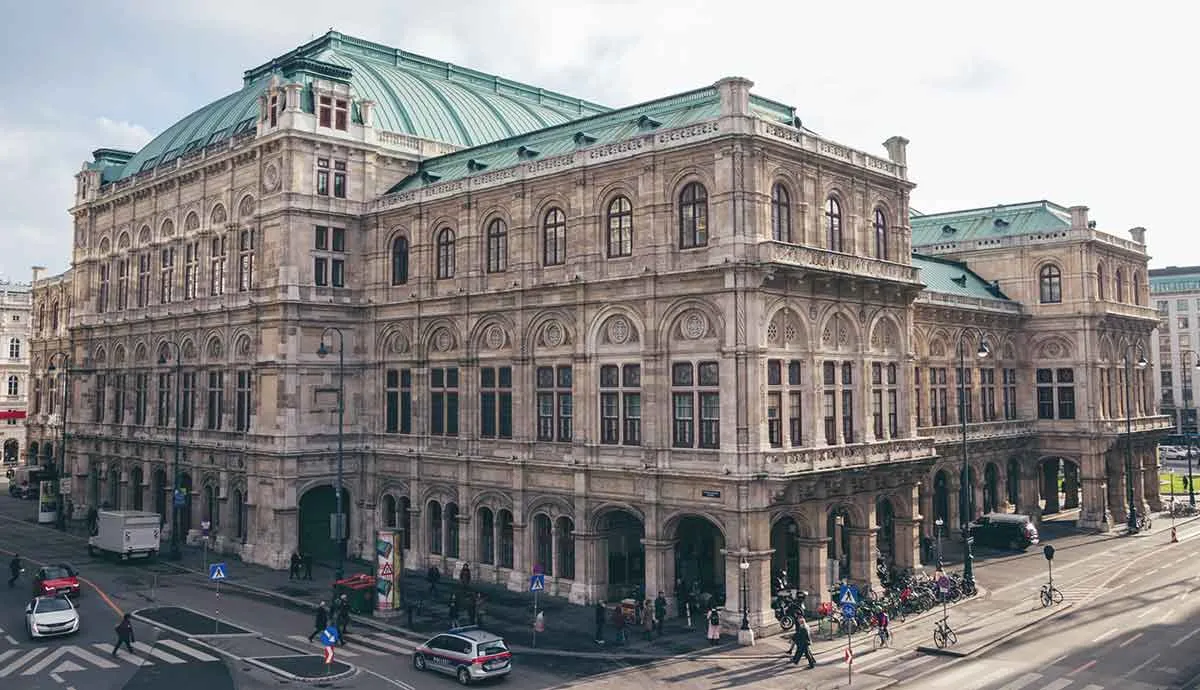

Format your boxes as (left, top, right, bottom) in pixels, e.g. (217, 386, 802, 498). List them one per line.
(25, 37, 1167, 632)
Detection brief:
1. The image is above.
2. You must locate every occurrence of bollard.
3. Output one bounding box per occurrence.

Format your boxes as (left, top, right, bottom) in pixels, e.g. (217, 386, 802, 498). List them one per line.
(1172, 526, 1179, 543)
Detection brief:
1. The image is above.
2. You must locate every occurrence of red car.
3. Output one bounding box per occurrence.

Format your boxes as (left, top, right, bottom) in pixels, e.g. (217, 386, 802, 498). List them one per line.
(32, 565, 80, 598)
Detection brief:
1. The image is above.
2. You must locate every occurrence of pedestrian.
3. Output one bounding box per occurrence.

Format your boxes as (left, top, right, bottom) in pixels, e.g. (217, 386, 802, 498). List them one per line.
(642, 599, 655, 641)
(448, 592, 460, 628)
(789, 619, 816, 668)
(289, 552, 301, 580)
(706, 608, 721, 646)
(611, 603, 627, 644)
(459, 562, 472, 590)
(634, 598, 645, 626)
(427, 565, 441, 596)
(303, 552, 314, 580)
(593, 601, 606, 645)
(654, 593, 667, 636)
(474, 593, 486, 626)
(87, 506, 99, 536)
(335, 594, 350, 646)
(308, 601, 329, 642)
(8, 554, 22, 588)
(112, 613, 135, 656)
(466, 590, 478, 625)
(684, 599, 693, 630)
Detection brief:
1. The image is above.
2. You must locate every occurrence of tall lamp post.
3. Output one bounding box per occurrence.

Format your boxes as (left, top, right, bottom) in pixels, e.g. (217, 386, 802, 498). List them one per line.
(956, 329, 990, 588)
(1178, 349, 1199, 507)
(317, 327, 346, 580)
(47, 352, 71, 530)
(159, 341, 184, 561)
(1124, 347, 1148, 533)
(739, 556, 751, 631)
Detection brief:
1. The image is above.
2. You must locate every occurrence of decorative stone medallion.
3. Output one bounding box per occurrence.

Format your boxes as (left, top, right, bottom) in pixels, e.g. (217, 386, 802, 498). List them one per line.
(211, 205, 227, 226)
(263, 163, 280, 193)
(236, 335, 252, 358)
(1043, 339, 1063, 358)
(682, 311, 707, 340)
(238, 195, 256, 219)
(784, 320, 798, 343)
(390, 332, 410, 354)
(607, 317, 630, 345)
(766, 320, 780, 344)
(542, 321, 565, 347)
(433, 328, 454, 353)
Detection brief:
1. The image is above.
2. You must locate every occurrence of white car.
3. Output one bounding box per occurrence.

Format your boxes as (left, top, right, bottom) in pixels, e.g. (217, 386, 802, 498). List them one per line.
(25, 595, 80, 639)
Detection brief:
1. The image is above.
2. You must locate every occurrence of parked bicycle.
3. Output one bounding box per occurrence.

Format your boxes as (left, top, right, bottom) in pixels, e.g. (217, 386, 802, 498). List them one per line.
(933, 617, 957, 649)
(1040, 582, 1063, 607)
(1135, 513, 1153, 530)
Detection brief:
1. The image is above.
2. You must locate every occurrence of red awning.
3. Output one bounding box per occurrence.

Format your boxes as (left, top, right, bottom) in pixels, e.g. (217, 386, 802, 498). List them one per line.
(0, 410, 27, 420)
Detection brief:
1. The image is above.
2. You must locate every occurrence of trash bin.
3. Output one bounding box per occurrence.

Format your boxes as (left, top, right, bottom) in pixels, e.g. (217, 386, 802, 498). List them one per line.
(333, 574, 377, 614)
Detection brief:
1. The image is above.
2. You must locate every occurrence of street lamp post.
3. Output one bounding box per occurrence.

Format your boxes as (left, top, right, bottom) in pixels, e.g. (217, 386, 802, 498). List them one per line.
(956, 330, 990, 588)
(1124, 347, 1148, 534)
(317, 327, 346, 580)
(934, 517, 944, 566)
(159, 342, 183, 561)
(1178, 349, 1199, 507)
(47, 352, 71, 531)
(739, 556, 751, 631)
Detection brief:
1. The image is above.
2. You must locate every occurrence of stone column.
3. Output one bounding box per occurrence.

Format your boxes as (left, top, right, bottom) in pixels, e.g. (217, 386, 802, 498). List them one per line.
(550, 526, 560, 579)
(1132, 456, 1148, 517)
(893, 517, 921, 570)
(797, 537, 831, 605)
(408, 507, 424, 570)
(1063, 463, 1080, 509)
(507, 523, 528, 591)
(1079, 459, 1112, 532)
(1108, 459, 1129, 525)
(1143, 449, 1163, 512)
(570, 532, 601, 605)
(846, 526, 880, 592)
(642, 539, 674, 601)
(720, 549, 773, 631)
(1018, 463, 1043, 524)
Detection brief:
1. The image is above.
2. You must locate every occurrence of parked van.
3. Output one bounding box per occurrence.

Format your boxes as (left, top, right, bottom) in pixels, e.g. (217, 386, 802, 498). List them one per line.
(969, 513, 1039, 550)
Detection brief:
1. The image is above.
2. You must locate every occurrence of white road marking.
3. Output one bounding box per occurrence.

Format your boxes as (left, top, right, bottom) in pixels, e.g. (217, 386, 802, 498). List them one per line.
(132, 642, 186, 664)
(851, 649, 906, 674)
(1049, 654, 1068, 666)
(879, 653, 932, 677)
(357, 633, 419, 654)
(1119, 632, 1143, 647)
(23, 646, 118, 676)
(933, 663, 1011, 687)
(158, 639, 219, 662)
(0, 648, 45, 677)
(1172, 627, 1200, 647)
(1038, 679, 1074, 690)
(3, 636, 16, 646)
(1079, 685, 1104, 690)
(1123, 653, 1161, 678)
(1092, 627, 1119, 643)
(0, 651, 17, 666)
(995, 672, 1043, 690)
(287, 635, 362, 657)
(1137, 608, 1154, 618)
(93, 644, 152, 666)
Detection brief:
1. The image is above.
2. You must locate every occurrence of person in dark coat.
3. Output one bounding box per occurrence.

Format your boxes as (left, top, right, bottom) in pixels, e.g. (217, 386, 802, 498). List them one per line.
(334, 594, 351, 646)
(302, 552, 314, 580)
(459, 562, 472, 590)
(112, 614, 135, 656)
(308, 601, 329, 642)
(289, 552, 301, 580)
(427, 566, 441, 595)
(593, 601, 606, 644)
(789, 621, 816, 668)
(448, 592, 460, 628)
(654, 593, 668, 636)
(8, 555, 21, 588)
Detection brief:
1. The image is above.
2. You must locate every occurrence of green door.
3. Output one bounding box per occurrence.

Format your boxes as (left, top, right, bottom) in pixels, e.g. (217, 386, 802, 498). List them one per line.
(299, 486, 350, 563)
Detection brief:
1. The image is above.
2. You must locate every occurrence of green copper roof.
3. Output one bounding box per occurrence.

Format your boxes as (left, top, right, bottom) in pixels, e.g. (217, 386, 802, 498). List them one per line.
(910, 200, 1071, 247)
(102, 31, 610, 183)
(912, 253, 1011, 302)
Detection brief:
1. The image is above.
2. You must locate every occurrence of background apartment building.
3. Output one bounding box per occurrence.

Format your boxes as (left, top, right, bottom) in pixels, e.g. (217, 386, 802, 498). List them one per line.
(0, 277, 33, 466)
(1151, 265, 1200, 434)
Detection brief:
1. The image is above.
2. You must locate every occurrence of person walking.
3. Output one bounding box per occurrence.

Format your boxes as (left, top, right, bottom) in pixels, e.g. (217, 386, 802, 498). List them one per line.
(308, 601, 329, 642)
(611, 603, 627, 644)
(789, 619, 816, 668)
(289, 552, 301, 580)
(427, 566, 441, 596)
(302, 552, 314, 580)
(448, 592, 460, 628)
(334, 594, 351, 646)
(642, 599, 655, 641)
(706, 608, 721, 646)
(593, 601, 606, 645)
(654, 593, 668, 636)
(112, 614, 135, 656)
(8, 554, 22, 588)
(458, 562, 472, 590)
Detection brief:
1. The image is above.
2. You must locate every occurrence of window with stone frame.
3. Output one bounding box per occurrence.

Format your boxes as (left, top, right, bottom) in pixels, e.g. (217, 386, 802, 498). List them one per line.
(116, 257, 130, 309)
(238, 230, 255, 292)
(766, 359, 803, 448)
(235, 370, 252, 432)
(113, 374, 126, 424)
(209, 236, 227, 296)
(956, 367, 974, 423)
(914, 366, 924, 427)
(384, 368, 412, 434)
(543, 208, 566, 266)
(929, 367, 948, 426)
(599, 363, 641, 445)
(1036, 368, 1075, 420)
(156, 373, 171, 427)
(429, 366, 459, 436)
(536, 365, 573, 442)
(825, 196, 843, 252)
(823, 362, 837, 444)
(390, 237, 409, 285)
(436, 229, 456, 279)
(181, 371, 197, 428)
(677, 182, 709, 249)
(184, 241, 199, 300)
(479, 365, 513, 439)
(606, 196, 633, 258)
(1039, 264, 1062, 304)
(333, 161, 347, 198)
(313, 225, 346, 288)
(841, 362, 854, 443)
(1003, 368, 1018, 420)
(7, 338, 18, 360)
(6, 375, 17, 397)
(94, 374, 106, 423)
(318, 96, 349, 131)
(136, 252, 151, 307)
(47, 376, 57, 415)
(134, 373, 148, 425)
(97, 263, 110, 312)
(873, 208, 889, 260)
(159, 247, 175, 304)
(771, 183, 791, 242)
(206, 371, 224, 430)
(872, 362, 898, 438)
(31, 378, 41, 416)
(316, 158, 330, 196)
(672, 361, 719, 448)
(486, 218, 508, 273)
(979, 367, 997, 421)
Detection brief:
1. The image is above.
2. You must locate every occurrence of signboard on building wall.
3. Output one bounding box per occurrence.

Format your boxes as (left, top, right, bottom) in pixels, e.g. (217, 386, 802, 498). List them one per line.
(375, 530, 401, 612)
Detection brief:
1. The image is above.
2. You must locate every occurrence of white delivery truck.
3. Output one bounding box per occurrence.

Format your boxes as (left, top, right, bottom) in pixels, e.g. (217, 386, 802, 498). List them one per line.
(88, 510, 161, 561)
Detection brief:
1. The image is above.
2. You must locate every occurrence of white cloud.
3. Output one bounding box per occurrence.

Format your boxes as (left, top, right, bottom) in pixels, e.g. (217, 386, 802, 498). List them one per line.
(94, 117, 154, 152)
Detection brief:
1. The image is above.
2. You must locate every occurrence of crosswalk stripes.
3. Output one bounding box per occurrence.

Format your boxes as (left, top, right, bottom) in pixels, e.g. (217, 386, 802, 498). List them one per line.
(158, 639, 220, 662)
(287, 632, 419, 658)
(877, 652, 936, 678)
(23, 645, 117, 675)
(995, 672, 1043, 690)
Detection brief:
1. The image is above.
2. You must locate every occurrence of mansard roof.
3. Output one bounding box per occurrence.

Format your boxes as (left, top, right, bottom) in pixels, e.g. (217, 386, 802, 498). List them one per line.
(912, 252, 1011, 302)
(909, 200, 1071, 247)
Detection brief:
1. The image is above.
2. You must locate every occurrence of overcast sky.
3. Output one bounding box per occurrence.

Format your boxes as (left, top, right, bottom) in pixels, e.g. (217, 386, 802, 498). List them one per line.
(0, 0, 1192, 280)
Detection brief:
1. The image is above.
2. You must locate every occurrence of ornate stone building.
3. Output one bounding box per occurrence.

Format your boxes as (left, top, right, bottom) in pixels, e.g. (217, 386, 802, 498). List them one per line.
(26, 31, 1167, 627)
(0, 276, 33, 466)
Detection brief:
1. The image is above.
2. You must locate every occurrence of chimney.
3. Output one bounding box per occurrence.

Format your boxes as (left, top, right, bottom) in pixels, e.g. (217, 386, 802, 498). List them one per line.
(883, 136, 909, 166)
(1069, 205, 1089, 229)
(1129, 226, 1147, 244)
(714, 76, 754, 117)
(31, 266, 45, 283)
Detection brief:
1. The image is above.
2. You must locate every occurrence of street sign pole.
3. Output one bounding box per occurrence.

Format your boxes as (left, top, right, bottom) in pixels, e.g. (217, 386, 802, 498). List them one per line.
(530, 567, 546, 648)
(533, 587, 539, 648)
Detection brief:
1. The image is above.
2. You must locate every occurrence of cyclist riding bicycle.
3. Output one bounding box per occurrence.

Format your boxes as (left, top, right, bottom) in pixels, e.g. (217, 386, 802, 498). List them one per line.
(875, 609, 890, 642)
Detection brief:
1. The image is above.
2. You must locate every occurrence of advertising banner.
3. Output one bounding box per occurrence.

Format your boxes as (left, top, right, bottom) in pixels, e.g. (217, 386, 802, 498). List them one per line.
(37, 480, 58, 524)
(375, 530, 401, 612)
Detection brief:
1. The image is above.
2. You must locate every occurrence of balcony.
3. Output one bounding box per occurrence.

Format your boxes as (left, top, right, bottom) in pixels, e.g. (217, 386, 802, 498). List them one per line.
(764, 437, 935, 476)
(1090, 300, 1160, 323)
(1096, 414, 1172, 436)
(918, 419, 1037, 445)
(759, 241, 922, 287)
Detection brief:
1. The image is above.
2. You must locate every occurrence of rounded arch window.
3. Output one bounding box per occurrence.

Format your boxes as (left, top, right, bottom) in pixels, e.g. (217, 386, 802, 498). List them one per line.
(391, 236, 409, 285)
(825, 196, 843, 252)
(435, 229, 455, 279)
(485, 218, 507, 273)
(1039, 264, 1062, 304)
(543, 208, 566, 266)
(678, 182, 709, 249)
(873, 208, 889, 260)
(606, 196, 633, 258)
(770, 183, 791, 242)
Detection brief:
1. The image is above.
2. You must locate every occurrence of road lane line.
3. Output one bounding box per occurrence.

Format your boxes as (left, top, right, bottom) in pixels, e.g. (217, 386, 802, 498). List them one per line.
(1079, 685, 1104, 690)
(1171, 627, 1200, 647)
(879, 653, 932, 677)
(1160, 610, 1174, 623)
(1091, 628, 1119, 643)
(1119, 632, 1144, 648)
(995, 672, 1043, 690)
(1039, 679, 1074, 690)
(0, 651, 18, 667)
(1049, 654, 1068, 666)
(132, 642, 186, 664)
(1137, 608, 1154, 618)
(158, 639, 219, 662)
(1069, 659, 1097, 675)
(1123, 653, 1161, 678)
(0, 649, 45, 677)
(3, 636, 15, 645)
(0, 541, 122, 615)
(850, 649, 906, 675)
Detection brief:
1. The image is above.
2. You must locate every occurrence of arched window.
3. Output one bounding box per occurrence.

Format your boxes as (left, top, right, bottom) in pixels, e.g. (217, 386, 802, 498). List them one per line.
(50, 302, 59, 331)
(825, 197, 843, 252)
(485, 219, 508, 273)
(435, 229, 455, 279)
(1132, 271, 1142, 305)
(7, 338, 19, 360)
(1114, 268, 1124, 303)
(391, 237, 409, 285)
(6, 375, 17, 397)
(606, 196, 633, 258)
(1039, 264, 1062, 304)
(678, 182, 709, 249)
(1096, 264, 1105, 300)
(770, 183, 791, 242)
(873, 208, 889, 260)
(543, 208, 566, 266)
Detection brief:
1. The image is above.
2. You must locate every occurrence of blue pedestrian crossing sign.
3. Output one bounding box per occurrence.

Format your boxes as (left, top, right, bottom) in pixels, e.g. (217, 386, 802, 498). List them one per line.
(208, 562, 228, 581)
(838, 583, 858, 618)
(173, 488, 187, 507)
(529, 574, 545, 592)
(320, 625, 340, 646)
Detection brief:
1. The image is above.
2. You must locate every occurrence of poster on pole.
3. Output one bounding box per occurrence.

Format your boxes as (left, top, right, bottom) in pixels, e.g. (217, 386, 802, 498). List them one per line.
(37, 480, 58, 524)
(375, 530, 400, 612)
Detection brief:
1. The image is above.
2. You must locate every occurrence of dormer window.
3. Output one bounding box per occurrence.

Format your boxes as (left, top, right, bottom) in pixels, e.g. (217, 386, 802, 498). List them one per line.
(318, 96, 350, 131)
(269, 94, 279, 127)
(319, 96, 332, 128)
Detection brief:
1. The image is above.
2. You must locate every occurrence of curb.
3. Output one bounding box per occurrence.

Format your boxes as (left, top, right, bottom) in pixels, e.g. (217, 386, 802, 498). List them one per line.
(242, 655, 357, 684)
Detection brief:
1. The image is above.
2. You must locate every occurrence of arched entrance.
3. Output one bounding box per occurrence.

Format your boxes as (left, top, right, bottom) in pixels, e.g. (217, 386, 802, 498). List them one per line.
(827, 506, 853, 582)
(933, 470, 950, 524)
(770, 516, 804, 590)
(555, 517, 575, 579)
(381, 495, 397, 528)
(106, 467, 120, 509)
(598, 509, 644, 600)
(961, 465, 978, 524)
(983, 463, 1000, 514)
(178, 473, 193, 534)
(672, 516, 726, 601)
(876, 498, 896, 564)
(152, 468, 167, 524)
(1006, 458, 1021, 507)
(298, 485, 350, 563)
(130, 467, 144, 511)
(3, 439, 17, 463)
(1040, 457, 1081, 514)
